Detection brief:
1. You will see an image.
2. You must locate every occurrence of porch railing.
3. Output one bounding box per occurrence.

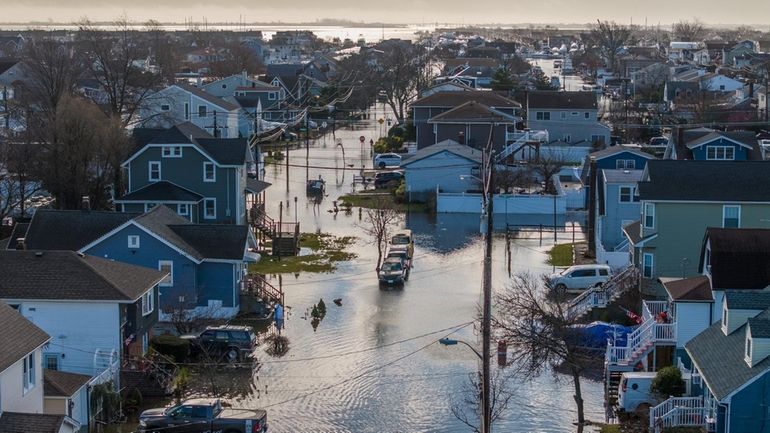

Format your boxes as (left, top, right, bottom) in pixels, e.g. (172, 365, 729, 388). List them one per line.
(649, 397, 707, 433)
(243, 274, 284, 306)
(567, 266, 638, 320)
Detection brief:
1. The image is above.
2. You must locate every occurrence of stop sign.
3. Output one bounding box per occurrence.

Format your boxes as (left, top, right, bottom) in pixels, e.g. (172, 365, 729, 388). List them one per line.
(359, 135, 366, 143)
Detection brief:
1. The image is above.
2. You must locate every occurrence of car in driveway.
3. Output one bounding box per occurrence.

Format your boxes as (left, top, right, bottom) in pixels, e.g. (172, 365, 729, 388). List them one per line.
(181, 325, 257, 363)
(374, 171, 403, 189)
(138, 398, 267, 433)
(548, 264, 612, 293)
(378, 257, 408, 285)
(373, 153, 402, 169)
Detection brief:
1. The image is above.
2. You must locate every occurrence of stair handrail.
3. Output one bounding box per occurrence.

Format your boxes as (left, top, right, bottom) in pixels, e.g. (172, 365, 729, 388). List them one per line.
(650, 397, 706, 433)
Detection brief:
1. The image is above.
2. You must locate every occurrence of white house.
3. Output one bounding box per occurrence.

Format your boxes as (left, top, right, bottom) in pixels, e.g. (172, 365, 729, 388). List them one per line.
(43, 370, 91, 430)
(400, 139, 482, 201)
(140, 83, 241, 138)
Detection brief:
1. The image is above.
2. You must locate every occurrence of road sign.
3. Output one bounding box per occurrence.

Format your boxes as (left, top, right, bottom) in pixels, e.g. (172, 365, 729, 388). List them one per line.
(359, 135, 366, 143)
(321, 121, 328, 128)
(378, 118, 384, 124)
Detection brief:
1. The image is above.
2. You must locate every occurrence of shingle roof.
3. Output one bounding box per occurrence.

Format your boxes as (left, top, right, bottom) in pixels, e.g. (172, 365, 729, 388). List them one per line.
(589, 145, 655, 161)
(0, 300, 49, 374)
(245, 178, 271, 194)
(266, 63, 305, 78)
(427, 101, 516, 123)
(663, 275, 713, 302)
(724, 291, 770, 310)
(411, 91, 520, 108)
(638, 160, 770, 202)
(44, 369, 91, 397)
(748, 318, 770, 338)
(174, 83, 240, 111)
(686, 311, 770, 400)
(129, 123, 249, 166)
(3, 222, 29, 250)
(0, 250, 166, 302)
(0, 412, 65, 433)
(21, 210, 138, 251)
(116, 181, 203, 203)
(444, 58, 500, 69)
(702, 228, 770, 290)
(133, 206, 204, 261)
(168, 225, 249, 260)
(685, 131, 756, 150)
(400, 139, 483, 167)
(527, 91, 597, 110)
(602, 169, 643, 183)
(196, 138, 250, 165)
(0, 59, 20, 76)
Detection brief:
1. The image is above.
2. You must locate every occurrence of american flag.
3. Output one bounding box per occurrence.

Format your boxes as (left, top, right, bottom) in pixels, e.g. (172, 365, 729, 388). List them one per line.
(620, 306, 643, 324)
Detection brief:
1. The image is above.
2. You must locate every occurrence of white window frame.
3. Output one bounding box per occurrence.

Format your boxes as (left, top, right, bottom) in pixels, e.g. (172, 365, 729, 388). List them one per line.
(746, 336, 752, 362)
(158, 261, 173, 287)
(128, 235, 140, 248)
(203, 198, 217, 220)
(722, 205, 741, 228)
(203, 162, 216, 182)
(144, 203, 157, 213)
(619, 186, 634, 203)
(560, 112, 567, 119)
(643, 203, 655, 229)
(198, 105, 207, 118)
(562, 134, 572, 143)
(148, 161, 161, 181)
(269, 92, 277, 100)
(706, 145, 735, 160)
(177, 203, 190, 216)
(162, 146, 182, 158)
(22, 352, 35, 394)
(642, 253, 654, 278)
(141, 288, 154, 316)
(44, 353, 59, 371)
(184, 102, 190, 120)
(160, 104, 170, 111)
(585, 112, 590, 119)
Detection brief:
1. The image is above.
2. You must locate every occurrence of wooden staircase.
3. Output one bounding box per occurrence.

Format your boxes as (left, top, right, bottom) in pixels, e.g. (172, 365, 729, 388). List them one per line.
(248, 206, 300, 256)
(121, 352, 178, 398)
(568, 266, 639, 320)
(244, 274, 284, 306)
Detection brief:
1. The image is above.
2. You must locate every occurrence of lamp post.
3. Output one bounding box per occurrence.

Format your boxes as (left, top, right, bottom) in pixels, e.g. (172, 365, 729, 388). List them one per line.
(439, 338, 482, 360)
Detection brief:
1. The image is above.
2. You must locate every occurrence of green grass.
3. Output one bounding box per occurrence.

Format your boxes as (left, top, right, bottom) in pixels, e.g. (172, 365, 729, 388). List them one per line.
(249, 233, 356, 275)
(338, 193, 428, 212)
(547, 243, 575, 266)
(598, 425, 621, 433)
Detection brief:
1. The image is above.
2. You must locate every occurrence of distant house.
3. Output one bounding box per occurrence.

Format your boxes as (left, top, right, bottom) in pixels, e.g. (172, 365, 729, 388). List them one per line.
(118, 123, 265, 225)
(443, 58, 499, 88)
(139, 83, 241, 139)
(410, 91, 521, 149)
(43, 370, 91, 430)
(400, 139, 482, 201)
(426, 101, 519, 149)
(0, 250, 164, 376)
(625, 160, 770, 283)
(669, 129, 760, 160)
(526, 91, 610, 146)
(419, 81, 475, 98)
(0, 59, 26, 101)
(14, 206, 259, 319)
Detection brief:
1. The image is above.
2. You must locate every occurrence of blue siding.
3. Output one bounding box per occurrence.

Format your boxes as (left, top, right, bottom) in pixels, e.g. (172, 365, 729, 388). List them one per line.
(595, 152, 652, 171)
(690, 138, 750, 161)
(83, 224, 199, 310)
(601, 182, 641, 249)
(727, 373, 770, 433)
(196, 262, 237, 308)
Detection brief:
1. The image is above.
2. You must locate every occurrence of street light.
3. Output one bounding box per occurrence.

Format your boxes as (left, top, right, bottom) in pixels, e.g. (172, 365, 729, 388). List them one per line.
(439, 338, 482, 360)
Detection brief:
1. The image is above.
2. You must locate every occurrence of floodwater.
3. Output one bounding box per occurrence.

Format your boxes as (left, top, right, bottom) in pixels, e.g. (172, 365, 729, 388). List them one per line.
(232, 104, 605, 432)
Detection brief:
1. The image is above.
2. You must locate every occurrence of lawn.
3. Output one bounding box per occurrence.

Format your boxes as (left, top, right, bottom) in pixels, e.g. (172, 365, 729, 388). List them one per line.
(249, 233, 356, 274)
(547, 243, 575, 266)
(338, 193, 428, 212)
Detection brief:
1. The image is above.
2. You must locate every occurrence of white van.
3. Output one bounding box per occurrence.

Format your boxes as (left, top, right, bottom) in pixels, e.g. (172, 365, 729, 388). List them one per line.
(617, 372, 659, 412)
(549, 264, 612, 293)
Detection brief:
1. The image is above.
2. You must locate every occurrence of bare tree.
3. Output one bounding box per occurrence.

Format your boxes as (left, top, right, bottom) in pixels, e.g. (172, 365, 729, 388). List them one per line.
(207, 42, 265, 78)
(0, 138, 42, 222)
(673, 19, 706, 42)
(357, 197, 403, 274)
(378, 43, 433, 123)
(451, 369, 515, 433)
(493, 273, 597, 426)
(528, 151, 570, 195)
(22, 37, 79, 117)
(589, 20, 633, 72)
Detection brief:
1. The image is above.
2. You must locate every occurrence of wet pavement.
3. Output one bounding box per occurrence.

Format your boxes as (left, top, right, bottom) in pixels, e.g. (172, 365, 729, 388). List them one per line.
(236, 104, 605, 432)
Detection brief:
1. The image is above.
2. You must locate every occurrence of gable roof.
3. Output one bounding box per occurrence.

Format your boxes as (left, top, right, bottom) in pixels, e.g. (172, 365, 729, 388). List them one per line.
(2, 222, 29, 250)
(173, 83, 239, 111)
(411, 91, 520, 109)
(638, 160, 770, 202)
(748, 318, 770, 338)
(168, 225, 250, 260)
(725, 290, 770, 310)
(427, 100, 517, 123)
(0, 412, 65, 433)
(196, 138, 251, 165)
(685, 131, 756, 150)
(527, 91, 597, 110)
(590, 145, 655, 161)
(20, 210, 138, 251)
(116, 181, 204, 203)
(44, 369, 91, 397)
(0, 250, 166, 302)
(662, 275, 713, 302)
(127, 123, 250, 166)
(602, 168, 644, 184)
(702, 228, 770, 290)
(444, 58, 500, 69)
(133, 205, 205, 261)
(400, 139, 483, 167)
(686, 309, 770, 401)
(0, 300, 49, 374)
(0, 59, 20, 75)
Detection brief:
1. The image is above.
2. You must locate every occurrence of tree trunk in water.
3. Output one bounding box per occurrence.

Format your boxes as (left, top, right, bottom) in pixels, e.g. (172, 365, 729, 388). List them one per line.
(571, 366, 585, 425)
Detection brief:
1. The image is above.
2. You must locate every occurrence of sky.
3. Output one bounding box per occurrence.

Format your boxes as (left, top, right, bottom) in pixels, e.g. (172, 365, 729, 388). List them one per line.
(3, 0, 770, 27)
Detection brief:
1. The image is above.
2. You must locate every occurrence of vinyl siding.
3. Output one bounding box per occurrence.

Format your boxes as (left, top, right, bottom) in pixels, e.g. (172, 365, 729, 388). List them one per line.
(404, 151, 480, 200)
(196, 262, 237, 309)
(727, 373, 770, 433)
(0, 347, 44, 414)
(675, 302, 712, 348)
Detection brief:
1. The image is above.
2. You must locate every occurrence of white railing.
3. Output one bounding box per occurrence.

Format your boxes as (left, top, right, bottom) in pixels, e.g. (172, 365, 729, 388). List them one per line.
(643, 301, 671, 322)
(613, 238, 630, 252)
(90, 348, 120, 388)
(498, 129, 549, 161)
(567, 266, 638, 319)
(650, 397, 707, 433)
(606, 318, 676, 367)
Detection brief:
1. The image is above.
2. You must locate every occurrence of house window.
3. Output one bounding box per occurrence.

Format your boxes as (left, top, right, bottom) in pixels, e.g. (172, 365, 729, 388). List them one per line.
(177, 203, 189, 216)
(642, 253, 654, 278)
(643, 203, 655, 228)
(161, 104, 170, 111)
(203, 162, 216, 182)
(222, 84, 227, 89)
(148, 161, 161, 181)
(269, 92, 277, 100)
(746, 336, 752, 359)
(142, 288, 154, 316)
(128, 235, 140, 249)
(615, 159, 635, 169)
(723, 307, 728, 328)
(204, 198, 216, 219)
(184, 102, 190, 120)
(723, 205, 741, 228)
(535, 112, 550, 121)
(162, 146, 182, 158)
(158, 261, 173, 287)
(585, 112, 590, 119)
(44, 353, 59, 371)
(560, 112, 567, 119)
(592, 134, 606, 145)
(562, 134, 572, 143)
(198, 105, 207, 118)
(144, 203, 157, 212)
(706, 146, 735, 160)
(571, 112, 579, 116)
(22, 352, 35, 393)
(619, 186, 637, 203)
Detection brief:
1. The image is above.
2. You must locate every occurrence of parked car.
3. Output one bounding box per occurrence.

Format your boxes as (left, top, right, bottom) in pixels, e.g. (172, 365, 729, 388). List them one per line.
(374, 171, 403, 189)
(386, 249, 411, 270)
(390, 230, 414, 258)
(548, 264, 612, 293)
(181, 325, 257, 362)
(138, 398, 267, 433)
(373, 153, 402, 169)
(379, 257, 408, 285)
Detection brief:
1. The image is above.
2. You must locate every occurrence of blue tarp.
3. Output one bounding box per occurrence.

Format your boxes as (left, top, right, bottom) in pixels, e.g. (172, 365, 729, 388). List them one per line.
(570, 321, 634, 349)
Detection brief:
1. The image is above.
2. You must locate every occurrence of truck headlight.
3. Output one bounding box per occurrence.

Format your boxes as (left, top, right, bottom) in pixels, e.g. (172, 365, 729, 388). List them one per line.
(139, 420, 146, 427)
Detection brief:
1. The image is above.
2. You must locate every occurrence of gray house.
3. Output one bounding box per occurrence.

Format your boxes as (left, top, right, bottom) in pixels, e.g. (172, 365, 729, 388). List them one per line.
(596, 168, 643, 256)
(400, 139, 482, 201)
(526, 91, 610, 145)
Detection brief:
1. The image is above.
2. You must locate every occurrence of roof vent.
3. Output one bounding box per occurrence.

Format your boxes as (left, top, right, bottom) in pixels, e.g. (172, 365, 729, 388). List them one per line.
(77, 252, 85, 258)
(81, 195, 91, 211)
(623, 170, 630, 174)
(15, 237, 26, 250)
(35, 251, 43, 257)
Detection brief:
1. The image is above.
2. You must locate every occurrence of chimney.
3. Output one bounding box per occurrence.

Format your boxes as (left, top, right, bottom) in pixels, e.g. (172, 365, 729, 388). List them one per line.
(81, 195, 90, 211)
(15, 237, 25, 250)
(458, 131, 465, 145)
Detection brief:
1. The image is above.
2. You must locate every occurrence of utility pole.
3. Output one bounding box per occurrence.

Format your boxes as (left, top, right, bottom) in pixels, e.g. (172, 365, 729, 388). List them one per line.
(481, 146, 494, 433)
(305, 107, 310, 182)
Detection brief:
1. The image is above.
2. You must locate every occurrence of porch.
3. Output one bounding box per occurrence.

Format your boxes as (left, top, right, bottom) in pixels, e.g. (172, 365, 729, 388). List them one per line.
(247, 203, 300, 256)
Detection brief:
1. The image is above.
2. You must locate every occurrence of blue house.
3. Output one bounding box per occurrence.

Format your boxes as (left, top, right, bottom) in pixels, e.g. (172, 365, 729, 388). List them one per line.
(10, 206, 259, 319)
(118, 123, 270, 226)
(669, 128, 760, 160)
(595, 168, 643, 267)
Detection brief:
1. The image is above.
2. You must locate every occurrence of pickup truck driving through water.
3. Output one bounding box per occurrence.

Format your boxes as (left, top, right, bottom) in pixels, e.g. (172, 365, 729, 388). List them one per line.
(138, 398, 267, 433)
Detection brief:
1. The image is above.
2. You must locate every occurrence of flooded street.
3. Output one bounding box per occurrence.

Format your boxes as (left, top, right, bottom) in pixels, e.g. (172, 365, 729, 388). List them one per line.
(242, 105, 605, 432)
